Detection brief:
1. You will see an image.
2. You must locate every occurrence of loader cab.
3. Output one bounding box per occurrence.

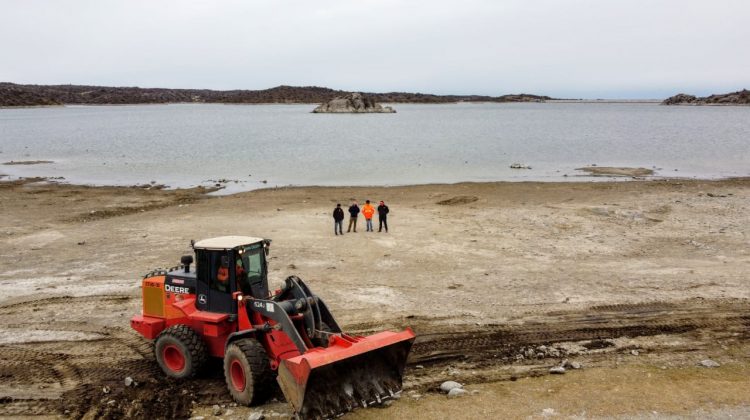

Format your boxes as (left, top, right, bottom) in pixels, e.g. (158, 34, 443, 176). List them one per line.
(192, 236, 270, 314)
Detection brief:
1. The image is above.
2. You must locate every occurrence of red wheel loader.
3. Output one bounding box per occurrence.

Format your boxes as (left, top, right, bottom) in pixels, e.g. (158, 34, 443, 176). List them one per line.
(131, 236, 415, 418)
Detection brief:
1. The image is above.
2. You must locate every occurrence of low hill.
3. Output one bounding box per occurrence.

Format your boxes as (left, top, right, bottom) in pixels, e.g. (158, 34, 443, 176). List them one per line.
(0, 82, 552, 107)
(662, 89, 750, 105)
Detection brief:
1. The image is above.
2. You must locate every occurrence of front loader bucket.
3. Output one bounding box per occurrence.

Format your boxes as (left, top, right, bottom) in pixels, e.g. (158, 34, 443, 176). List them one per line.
(277, 328, 415, 419)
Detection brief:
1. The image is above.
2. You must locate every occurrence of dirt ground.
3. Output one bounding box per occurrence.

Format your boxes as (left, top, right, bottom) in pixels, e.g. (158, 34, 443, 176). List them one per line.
(0, 177, 748, 419)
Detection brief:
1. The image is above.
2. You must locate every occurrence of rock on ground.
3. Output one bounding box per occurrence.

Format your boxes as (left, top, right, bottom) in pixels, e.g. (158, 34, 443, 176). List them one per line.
(549, 366, 566, 374)
(566, 361, 582, 369)
(248, 412, 265, 420)
(447, 388, 469, 398)
(700, 359, 721, 368)
(440, 380, 463, 392)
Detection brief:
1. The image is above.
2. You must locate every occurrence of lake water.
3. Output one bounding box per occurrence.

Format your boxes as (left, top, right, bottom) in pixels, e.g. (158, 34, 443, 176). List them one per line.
(1, 103, 749, 193)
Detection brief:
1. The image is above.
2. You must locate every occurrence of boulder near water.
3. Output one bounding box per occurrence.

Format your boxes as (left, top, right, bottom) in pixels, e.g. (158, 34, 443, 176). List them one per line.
(312, 92, 396, 113)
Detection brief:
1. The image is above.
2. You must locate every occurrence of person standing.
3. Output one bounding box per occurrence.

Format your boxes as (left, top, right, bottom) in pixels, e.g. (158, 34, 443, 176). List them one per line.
(377, 200, 390, 232)
(361, 200, 376, 232)
(347, 201, 360, 232)
(333, 203, 344, 235)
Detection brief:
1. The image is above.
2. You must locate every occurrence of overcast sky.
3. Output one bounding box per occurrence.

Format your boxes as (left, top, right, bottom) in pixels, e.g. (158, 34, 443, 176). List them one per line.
(1, 0, 748, 98)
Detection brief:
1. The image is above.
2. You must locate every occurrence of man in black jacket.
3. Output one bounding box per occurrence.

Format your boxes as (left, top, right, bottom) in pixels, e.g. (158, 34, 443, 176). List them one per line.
(347, 201, 360, 233)
(377, 201, 390, 232)
(333, 204, 344, 235)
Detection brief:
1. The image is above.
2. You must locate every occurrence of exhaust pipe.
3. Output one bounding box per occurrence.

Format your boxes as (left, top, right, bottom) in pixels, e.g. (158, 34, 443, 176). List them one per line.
(181, 255, 193, 273)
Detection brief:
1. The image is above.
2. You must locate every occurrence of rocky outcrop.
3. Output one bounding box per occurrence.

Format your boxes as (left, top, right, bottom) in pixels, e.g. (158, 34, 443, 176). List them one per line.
(662, 89, 749, 105)
(312, 93, 395, 113)
(662, 93, 697, 105)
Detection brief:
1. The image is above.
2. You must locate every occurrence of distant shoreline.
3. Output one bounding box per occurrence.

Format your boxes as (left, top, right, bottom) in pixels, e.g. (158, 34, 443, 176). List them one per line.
(0, 100, 667, 109)
(0, 82, 552, 107)
(4, 173, 749, 197)
(548, 99, 661, 104)
(3, 82, 749, 107)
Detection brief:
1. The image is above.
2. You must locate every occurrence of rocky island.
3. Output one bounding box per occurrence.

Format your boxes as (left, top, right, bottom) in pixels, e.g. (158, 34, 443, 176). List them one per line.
(312, 92, 395, 113)
(662, 89, 749, 105)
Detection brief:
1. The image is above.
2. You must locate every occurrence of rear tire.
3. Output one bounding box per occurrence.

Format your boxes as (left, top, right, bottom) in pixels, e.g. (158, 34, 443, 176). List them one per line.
(224, 338, 274, 405)
(154, 325, 207, 379)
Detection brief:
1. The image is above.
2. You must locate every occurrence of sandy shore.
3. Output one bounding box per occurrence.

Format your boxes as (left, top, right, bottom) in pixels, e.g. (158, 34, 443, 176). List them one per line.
(0, 177, 748, 418)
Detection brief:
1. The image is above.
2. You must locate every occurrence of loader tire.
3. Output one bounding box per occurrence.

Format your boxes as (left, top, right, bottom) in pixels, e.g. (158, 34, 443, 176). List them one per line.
(154, 324, 207, 379)
(224, 338, 274, 406)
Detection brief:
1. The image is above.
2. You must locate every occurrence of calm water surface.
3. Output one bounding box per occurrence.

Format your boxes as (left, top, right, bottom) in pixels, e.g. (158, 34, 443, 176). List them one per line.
(1, 103, 748, 192)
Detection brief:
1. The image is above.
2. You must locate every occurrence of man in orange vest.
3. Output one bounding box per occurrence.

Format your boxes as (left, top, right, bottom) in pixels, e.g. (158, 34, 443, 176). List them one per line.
(216, 256, 229, 292)
(361, 200, 376, 232)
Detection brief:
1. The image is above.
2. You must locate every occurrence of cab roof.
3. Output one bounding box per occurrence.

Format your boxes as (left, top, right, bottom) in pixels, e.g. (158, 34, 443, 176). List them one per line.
(193, 236, 265, 250)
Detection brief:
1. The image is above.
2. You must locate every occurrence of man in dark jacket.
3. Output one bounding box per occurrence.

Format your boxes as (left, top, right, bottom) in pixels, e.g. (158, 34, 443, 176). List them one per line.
(377, 200, 390, 232)
(333, 204, 344, 235)
(347, 201, 360, 233)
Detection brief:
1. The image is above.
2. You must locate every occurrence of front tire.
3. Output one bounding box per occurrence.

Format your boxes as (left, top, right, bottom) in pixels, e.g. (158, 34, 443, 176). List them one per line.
(154, 325, 207, 379)
(224, 339, 274, 405)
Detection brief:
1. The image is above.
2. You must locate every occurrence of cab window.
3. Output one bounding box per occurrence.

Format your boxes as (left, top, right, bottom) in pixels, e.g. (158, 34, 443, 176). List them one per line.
(238, 245, 264, 296)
